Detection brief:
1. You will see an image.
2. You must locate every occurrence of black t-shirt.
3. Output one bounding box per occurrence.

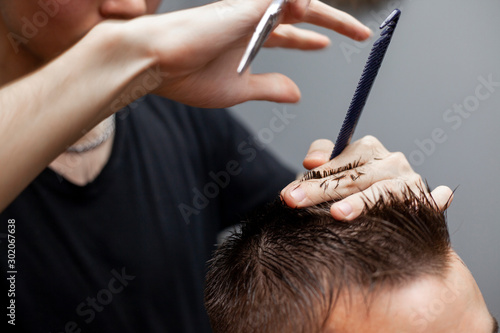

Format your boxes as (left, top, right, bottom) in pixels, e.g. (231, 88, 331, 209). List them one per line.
(0, 96, 295, 333)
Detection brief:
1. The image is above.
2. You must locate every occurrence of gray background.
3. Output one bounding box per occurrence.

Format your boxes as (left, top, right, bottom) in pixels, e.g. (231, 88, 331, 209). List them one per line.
(160, 0, 500, 317)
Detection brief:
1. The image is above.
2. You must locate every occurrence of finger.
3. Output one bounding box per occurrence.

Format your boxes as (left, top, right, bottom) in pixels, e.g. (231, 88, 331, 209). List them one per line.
(302, 139, 334, 170)
(304, 1, 372, 41)
(330, 182, 454, 221)
(301, 135, 392, 176)
(328, 135, 390, 167)
(281, 165, 373, 208)
(281, 165, 379, 208)
(331, 196, 360, 221)
(330, 179, 410, 220)
(282, 150, 408, 207)
(264, 25, 330, 49)
(287, 0, 312, 20)
(282, 136, 395, 207)
(245, 72, 301, 103)
(281, 178, 335, 208)
(430, 185, 454, 211)
(284, 0, 372, 41)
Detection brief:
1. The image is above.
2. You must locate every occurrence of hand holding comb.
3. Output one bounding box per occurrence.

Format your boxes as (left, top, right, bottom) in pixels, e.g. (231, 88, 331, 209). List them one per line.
(330, 9, 401, 160)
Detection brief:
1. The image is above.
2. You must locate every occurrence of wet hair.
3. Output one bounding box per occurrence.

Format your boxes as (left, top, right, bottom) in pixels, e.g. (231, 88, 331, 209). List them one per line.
(204, 188, 451, 333)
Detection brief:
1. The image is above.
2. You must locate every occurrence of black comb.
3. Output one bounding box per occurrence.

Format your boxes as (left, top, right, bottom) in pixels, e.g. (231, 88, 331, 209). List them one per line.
(330, 9, 401, 160)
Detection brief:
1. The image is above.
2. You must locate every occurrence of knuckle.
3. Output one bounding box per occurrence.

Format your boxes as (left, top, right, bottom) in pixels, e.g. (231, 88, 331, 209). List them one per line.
(409, 174, 424, 187)
(388, 151, 406, 162)
(385, 152, 412, 171)
(360, 135, 380, 148)
(381, 180, 398, 193)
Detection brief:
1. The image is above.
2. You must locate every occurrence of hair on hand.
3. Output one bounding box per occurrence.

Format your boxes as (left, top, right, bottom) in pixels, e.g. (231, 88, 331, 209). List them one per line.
(302, 158, 362, 181)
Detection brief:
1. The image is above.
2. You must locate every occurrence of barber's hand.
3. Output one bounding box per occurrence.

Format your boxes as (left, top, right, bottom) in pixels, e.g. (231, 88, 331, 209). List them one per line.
(281, 136, 454, 220)
(128, 0, 371, 108)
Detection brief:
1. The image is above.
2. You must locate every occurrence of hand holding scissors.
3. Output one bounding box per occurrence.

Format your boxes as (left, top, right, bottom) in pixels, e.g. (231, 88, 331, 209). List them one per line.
(238, 0, 287, 74)
(237, 0, 372, 74)
(150, 0, 371, 108)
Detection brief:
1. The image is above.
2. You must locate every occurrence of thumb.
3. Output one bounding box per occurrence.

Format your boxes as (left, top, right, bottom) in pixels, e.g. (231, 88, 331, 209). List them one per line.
(245, 72, 301, 103)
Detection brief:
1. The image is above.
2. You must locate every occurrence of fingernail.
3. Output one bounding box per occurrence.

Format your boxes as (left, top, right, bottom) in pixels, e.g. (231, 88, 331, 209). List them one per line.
(291, 188, 306, 204)
(336, 202, 352, 217)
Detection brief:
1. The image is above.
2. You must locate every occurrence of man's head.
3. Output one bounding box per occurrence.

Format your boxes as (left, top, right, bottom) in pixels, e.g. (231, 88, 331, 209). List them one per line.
(0, 0, 161, 62)
(205, 190, 497, 333)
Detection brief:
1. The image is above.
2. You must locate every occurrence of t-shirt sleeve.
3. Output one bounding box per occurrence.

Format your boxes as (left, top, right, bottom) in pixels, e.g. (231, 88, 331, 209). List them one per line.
(195, 108, 297, 229)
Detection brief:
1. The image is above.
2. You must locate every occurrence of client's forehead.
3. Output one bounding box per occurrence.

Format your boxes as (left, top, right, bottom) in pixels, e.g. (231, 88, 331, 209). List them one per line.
(326, 253, 494, 333)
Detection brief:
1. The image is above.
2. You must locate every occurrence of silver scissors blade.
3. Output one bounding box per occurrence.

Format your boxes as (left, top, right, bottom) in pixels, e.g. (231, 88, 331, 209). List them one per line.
(237, 0, 286, 74)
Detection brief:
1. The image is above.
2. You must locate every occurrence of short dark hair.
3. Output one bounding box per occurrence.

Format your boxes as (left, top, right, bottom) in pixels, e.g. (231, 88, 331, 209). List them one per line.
(204, 189, 451, 333)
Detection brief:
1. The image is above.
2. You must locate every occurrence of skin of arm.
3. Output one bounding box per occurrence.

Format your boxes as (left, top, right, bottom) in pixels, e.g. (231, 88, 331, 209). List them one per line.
(0, 0, 372, 211)
(0, 24, 155, 210)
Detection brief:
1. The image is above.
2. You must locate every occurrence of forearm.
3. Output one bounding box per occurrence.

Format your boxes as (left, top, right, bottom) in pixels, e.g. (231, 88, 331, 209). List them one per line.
(0, 0, 372, 211)
(0, 2, 250, 210)
(0, 24, 155, 211)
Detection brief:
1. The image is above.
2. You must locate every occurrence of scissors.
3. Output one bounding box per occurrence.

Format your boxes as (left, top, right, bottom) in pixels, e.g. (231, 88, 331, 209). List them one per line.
(237, 0, 287, 74)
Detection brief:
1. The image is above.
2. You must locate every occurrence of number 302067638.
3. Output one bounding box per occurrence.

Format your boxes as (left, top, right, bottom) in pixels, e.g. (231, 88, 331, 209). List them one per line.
(7, 219, 16, 271)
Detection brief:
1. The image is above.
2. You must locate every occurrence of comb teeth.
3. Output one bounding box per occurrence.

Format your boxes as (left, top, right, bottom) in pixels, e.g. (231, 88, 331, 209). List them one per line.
(330, 9, 401, 160)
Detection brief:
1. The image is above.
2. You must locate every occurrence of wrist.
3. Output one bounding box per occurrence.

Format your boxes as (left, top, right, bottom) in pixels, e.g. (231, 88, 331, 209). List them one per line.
(79, 21, 159, 115)
(87, 20, 157, 71)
